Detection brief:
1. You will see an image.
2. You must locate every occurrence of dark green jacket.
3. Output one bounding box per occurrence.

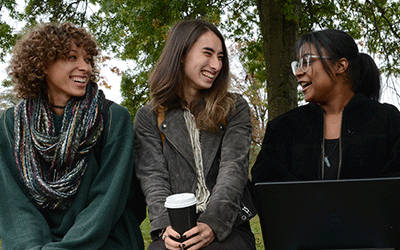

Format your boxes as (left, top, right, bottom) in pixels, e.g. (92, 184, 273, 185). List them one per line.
(0, 104, 144, 250)
(252, 93, 400, 183)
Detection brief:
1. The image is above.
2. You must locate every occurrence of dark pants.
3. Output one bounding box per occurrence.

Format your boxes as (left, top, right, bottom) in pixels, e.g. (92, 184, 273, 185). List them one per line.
(147, 221, 256, 250)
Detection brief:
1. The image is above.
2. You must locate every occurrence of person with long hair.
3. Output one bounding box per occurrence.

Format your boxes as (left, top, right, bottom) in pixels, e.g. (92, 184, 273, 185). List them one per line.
(252, 29, 400, 184)
(134, 19, 256, 250)
(0, 22, 144, 249)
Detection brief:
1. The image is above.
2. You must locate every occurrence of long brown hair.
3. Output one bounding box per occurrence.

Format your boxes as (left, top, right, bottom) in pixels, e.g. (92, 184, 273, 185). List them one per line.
(149, 19, 235, 131)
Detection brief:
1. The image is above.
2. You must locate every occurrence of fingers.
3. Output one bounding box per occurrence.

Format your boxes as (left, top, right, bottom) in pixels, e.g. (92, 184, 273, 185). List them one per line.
(164, 226, 181, 240)
(162, 223, 216, 250)
(179, 222, 216, 250)
(162, 226, 182, 250)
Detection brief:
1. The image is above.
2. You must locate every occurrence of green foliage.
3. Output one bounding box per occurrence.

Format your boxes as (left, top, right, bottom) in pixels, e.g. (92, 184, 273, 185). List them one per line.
(120, 69, 150, 120)
(87, 0, 225, 115)
(0, 0, 18, 61)
(221, 0, 267, 88)
(1, 0, 400, 121)
(221, 0, 269, 136)
(2, 78, 12, 87)
(0, 22, 16, 61)
(300, 0, 400, 77)
(1, 2, 400, 248)
(22, 0, 92, 24)
(0, 87, 20, 114)
(240, 37, 267, 85)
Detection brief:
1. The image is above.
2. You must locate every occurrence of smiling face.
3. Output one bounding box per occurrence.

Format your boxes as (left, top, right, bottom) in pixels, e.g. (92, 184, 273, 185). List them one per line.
(44, 43, 92, 106)
(182, 30, 224, 103)
(295, 44, 337, 104)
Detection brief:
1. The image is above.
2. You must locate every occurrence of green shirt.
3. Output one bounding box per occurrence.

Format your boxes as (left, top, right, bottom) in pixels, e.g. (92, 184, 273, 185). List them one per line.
(0, 104, 144, 250)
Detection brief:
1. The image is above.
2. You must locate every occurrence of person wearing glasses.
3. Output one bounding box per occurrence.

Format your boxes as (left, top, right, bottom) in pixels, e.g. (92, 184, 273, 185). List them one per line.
(252, 29, 400, 184)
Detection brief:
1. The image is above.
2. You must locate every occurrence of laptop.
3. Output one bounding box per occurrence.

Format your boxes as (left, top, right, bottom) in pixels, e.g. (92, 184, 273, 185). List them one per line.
(254, 177, 400, 250)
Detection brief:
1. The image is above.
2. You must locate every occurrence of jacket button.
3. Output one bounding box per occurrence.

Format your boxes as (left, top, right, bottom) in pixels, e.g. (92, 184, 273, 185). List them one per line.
(162, 124, 167, 129)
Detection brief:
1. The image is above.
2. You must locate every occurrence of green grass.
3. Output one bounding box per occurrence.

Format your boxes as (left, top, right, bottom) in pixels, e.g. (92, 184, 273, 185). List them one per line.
(139, 213, 153, 248)
(140, 213, 265, 249)
(0, 215, 264, 250)
(250, 215, 265, 250)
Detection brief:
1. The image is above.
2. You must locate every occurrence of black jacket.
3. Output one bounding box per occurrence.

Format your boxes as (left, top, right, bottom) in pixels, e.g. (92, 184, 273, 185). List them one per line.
(252, 93, 400, 183)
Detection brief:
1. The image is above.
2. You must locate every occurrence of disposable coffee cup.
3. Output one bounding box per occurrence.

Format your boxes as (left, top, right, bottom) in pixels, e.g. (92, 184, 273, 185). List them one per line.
(165, 193, 198, 241)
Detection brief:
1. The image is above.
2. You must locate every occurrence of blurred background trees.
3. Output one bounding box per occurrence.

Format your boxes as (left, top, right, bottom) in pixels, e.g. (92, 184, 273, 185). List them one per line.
(1, 0, 400, 162)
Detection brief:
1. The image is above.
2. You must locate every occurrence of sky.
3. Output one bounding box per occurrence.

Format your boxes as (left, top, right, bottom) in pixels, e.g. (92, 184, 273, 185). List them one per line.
(1, 1, 400, 109)
(0, 0, 125, 104)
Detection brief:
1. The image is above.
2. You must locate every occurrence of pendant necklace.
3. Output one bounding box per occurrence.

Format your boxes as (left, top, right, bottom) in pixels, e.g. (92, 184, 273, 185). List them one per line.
(324, 139, 339, 168)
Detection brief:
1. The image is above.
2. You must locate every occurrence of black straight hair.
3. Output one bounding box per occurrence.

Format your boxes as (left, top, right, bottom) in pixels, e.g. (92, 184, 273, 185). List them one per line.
(294, 29, 381, 101)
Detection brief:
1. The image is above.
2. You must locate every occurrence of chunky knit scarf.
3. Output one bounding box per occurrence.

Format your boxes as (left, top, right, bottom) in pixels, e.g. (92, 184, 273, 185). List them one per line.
(183, 108, 210, 213)
(14, 82, 105, 210)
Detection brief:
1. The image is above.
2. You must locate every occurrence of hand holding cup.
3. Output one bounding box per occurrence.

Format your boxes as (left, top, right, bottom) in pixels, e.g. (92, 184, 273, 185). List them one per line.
(164, 193, 198, 242)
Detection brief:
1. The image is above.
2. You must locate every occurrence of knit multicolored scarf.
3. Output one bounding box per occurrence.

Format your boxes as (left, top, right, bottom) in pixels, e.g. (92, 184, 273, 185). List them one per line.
(14, 82, 105, 210)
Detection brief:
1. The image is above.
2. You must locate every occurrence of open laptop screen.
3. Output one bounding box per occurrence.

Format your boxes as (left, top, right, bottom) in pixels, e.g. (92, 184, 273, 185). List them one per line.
(254, 177, 400, 250)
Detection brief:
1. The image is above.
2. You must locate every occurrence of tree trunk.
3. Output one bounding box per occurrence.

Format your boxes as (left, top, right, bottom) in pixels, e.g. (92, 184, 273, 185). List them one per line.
(256, 0, 300, 120)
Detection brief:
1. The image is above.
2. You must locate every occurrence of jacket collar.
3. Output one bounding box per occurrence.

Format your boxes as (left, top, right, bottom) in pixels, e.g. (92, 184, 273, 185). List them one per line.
(308, 93, 368, 113)
(160, 108, 225, 176)
(343, 93, 370, 109)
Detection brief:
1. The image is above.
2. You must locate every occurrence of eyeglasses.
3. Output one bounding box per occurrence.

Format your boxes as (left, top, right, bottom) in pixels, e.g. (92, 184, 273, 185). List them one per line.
(291, 55, 331, 75)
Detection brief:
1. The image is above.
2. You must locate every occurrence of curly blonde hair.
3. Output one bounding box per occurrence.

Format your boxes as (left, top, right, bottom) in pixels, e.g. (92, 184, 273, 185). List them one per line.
(8, 22, 100, 100)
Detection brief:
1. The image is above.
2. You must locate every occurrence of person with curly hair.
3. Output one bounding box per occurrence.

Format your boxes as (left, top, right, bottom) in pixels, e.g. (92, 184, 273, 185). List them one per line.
(134, 19, 256, 250)
(0, 22, 144, 249)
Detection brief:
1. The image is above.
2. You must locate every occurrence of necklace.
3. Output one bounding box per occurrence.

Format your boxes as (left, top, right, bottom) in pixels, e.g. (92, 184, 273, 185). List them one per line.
(324, 139, 339, 168)
(52, 105, 66, 109)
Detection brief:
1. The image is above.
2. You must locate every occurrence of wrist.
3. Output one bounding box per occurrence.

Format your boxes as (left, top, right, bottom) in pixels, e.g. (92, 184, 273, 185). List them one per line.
(150, 227, 167, 241)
